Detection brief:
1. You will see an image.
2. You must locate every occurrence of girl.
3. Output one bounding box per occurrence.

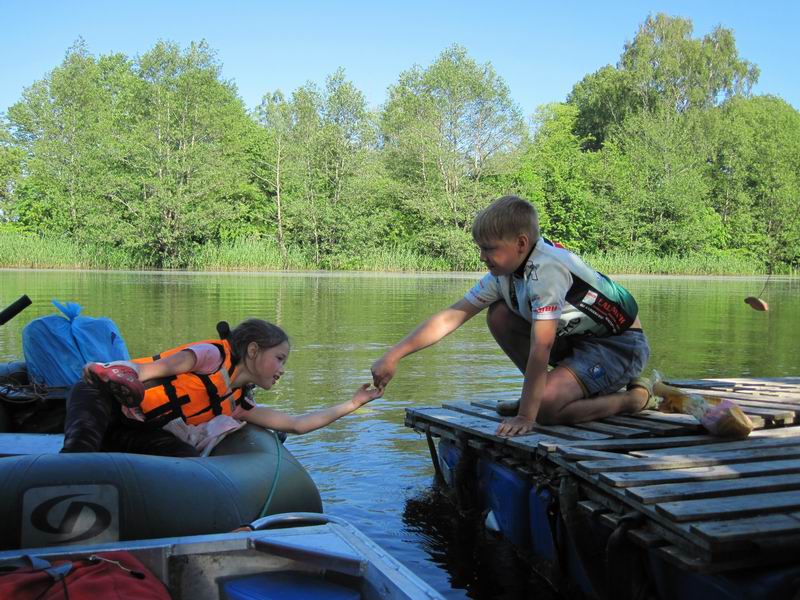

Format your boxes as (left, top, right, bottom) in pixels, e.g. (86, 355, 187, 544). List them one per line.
(61, 318, 382, 456)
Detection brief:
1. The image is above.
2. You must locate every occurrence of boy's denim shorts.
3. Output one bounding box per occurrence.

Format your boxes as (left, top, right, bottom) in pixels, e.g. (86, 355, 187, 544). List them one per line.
(554, 329, 650, 398)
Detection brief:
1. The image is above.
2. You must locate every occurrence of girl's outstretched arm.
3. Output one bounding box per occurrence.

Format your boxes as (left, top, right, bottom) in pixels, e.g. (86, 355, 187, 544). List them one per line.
(137, 350, 198, 382)
(86, 350, 198, 383)
(118, 350, 197, 381)
(240, 384, 382, 434)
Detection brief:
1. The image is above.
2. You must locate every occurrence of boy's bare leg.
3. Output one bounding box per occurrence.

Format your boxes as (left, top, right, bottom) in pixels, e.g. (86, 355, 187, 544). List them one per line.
(486, 301, 532, 373)
(486, 301, 648, 424)
(536, 367, 648, 425)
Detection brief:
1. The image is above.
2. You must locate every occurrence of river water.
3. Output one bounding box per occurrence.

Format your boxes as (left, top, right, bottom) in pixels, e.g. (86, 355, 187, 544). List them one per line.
(1, 270, 798, 598)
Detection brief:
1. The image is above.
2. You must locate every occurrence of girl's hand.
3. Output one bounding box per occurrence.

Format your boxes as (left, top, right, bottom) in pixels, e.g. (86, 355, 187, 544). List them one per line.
(352, 383, 383, 408)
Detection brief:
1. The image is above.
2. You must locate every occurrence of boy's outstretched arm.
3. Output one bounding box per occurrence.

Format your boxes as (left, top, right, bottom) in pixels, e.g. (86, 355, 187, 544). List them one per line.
(496, 319, 557, 437)
(240, 384, 382, 434)
(371, 298, 481, 389)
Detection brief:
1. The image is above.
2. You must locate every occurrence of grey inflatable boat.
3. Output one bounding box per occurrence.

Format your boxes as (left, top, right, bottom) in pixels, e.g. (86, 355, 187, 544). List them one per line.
(0, 426, 322, 550)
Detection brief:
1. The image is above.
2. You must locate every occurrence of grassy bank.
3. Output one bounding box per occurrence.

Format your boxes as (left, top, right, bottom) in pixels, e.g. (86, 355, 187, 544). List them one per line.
(0, 232, 790, 275)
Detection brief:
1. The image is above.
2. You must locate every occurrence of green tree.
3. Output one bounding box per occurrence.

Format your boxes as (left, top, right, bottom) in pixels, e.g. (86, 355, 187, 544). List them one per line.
(514, 103, 598, 251)
(119, 40, 257, 265)
(381, 45, 524, 263)
(261, 70, 378, 267)
(7, 40, 113, 235)
(6, 40, 258, 266)
(604, 110, 722, 254)
(251, 90, 294, 262)
(0, 123, 23, 220)
(710, 96, 800, 267)
(569, 13, 758, 148)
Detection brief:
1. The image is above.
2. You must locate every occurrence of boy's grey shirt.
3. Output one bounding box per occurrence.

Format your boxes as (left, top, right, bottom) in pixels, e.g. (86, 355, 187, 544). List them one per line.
(465, 238, 638, 338)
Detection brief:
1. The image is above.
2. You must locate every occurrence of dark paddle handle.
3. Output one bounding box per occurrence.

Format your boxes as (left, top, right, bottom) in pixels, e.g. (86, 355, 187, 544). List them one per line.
(0, 295, 32, 326)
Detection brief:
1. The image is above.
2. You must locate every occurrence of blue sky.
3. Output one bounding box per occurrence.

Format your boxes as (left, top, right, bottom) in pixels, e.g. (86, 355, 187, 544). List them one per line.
(1, 1, 797, 116)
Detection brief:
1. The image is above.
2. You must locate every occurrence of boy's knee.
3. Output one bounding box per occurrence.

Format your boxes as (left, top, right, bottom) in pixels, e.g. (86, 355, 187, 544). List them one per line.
(536, 387, 577, 425)
(536, 398, 563, 425)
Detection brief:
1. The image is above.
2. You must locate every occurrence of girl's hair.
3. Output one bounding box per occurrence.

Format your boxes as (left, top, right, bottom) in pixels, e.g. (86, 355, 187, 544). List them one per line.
(228, 318, 289, 363)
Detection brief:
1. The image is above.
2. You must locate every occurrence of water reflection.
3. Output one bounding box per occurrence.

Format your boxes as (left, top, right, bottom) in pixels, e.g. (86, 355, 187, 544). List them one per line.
(402, 488, 560, 600)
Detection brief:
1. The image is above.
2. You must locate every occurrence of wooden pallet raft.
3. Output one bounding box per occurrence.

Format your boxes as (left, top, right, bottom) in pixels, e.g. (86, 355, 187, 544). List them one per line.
(547, 378, 800, 573)
(406, 377, 800, 574)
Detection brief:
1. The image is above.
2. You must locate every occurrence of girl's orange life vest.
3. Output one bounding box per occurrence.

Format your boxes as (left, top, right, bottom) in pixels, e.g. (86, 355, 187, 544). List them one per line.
(132, 338, 246, 425)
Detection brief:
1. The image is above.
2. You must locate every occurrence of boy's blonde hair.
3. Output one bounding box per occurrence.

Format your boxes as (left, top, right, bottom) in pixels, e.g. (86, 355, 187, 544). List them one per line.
(472, 196, 540, 245)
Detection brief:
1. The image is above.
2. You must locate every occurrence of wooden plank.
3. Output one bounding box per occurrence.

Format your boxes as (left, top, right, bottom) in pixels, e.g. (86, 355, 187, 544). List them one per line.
(562, 459, 719, 557)
(469, 399, 613, 440)
(408, 407, 566, 456)
(666, 379, 735, 390)
(638, 409, 765, 432)
(692, 377, 800, 386)
(601, 414, 697, 435)
(599, 458, 800, 488)
(556, 446, 630, 461)
(507, 434, 566, 455)
(406, 407, 511, 443)
(572, 420, 651, 438)
(631, 428, 800, 458)
(735, 405, 795, 423)
(690, 512, 800, 544)
(626, 473, 800, 504)
(581, 444, 800, 474)
(726, 379, 800, 385)
(446, 401, 611, 440)
(636, 410, 706, 427)
(560, 444, 800, 562)
(728, 389, 800, 401)
(676, 386, 800, 406)
(442, 401, 502, 422)
(656, 489, 800, 522)
(681, 388, 800, 411)
(542, 433, 719, 452)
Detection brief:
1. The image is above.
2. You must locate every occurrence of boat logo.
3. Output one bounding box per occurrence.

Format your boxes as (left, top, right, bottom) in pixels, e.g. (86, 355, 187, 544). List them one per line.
(22, 484, 120, 547)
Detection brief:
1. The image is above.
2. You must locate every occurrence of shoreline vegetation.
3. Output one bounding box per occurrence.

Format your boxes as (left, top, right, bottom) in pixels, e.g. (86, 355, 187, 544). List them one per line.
(2, 232, 793, 276)
(2, 15, 798, 276)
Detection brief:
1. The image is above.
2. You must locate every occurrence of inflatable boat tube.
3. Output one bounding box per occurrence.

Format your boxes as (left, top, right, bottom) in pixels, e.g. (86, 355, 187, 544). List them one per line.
(0, 425, 322, 550)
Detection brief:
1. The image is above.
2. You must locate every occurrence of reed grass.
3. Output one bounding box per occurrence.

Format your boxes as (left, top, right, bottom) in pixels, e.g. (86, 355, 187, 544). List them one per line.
(185, 238, 312, 271)
(324, 245, 452, 272)
(0, 232, 144, 270)
(583, 251, 780, 276)
(1, 232, 792, 275)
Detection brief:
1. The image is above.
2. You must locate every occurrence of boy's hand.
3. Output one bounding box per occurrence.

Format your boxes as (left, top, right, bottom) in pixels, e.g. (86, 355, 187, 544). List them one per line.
(352, 383, 383, 408)
(496, 415, 536, 437)
(370, 355, 397, 390)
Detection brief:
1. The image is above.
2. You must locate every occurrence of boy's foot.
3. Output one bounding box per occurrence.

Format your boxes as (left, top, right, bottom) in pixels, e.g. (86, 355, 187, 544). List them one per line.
(85, 363, 145, 408)
(627, 377, 658, 412)
(496, 399, 520, 417)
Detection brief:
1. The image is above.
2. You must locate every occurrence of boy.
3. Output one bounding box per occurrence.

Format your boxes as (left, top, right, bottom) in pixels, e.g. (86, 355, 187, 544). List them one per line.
(371, 196, 652, 437)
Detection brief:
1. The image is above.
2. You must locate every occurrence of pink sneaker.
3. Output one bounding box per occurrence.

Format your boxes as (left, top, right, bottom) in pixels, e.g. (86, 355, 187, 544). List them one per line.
(85, 363, 145, 408)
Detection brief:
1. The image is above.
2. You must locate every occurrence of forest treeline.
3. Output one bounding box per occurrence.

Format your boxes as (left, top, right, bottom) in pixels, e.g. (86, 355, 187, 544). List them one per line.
(1, 14, 799, 272)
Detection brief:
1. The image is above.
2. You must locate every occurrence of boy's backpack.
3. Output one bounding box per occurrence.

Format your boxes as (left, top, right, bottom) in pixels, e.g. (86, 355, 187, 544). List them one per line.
(22, 301, 130, 387)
